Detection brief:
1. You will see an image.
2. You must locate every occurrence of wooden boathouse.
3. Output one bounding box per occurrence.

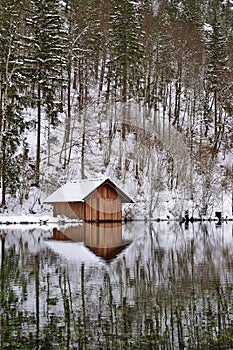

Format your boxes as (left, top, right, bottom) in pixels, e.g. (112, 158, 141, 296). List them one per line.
(44, 178, 133, 222)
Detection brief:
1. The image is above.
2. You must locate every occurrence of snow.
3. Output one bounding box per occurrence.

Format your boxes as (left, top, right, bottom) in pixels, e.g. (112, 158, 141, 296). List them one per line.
(0, 214, 82, 227)
(44, 240, 103, 264)
(44, 178, 107, 203)
(44, 177, 133, 203)
(203, 23, 213, 33)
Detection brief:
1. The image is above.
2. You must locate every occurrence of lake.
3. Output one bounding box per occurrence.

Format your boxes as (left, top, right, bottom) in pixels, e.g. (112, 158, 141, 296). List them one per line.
(0, 221, 233, 349)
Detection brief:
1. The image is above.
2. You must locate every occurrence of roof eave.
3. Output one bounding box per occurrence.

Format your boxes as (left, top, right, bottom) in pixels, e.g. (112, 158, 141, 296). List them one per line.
(83, 178, 134, 203)
(44, 199, 84, 204)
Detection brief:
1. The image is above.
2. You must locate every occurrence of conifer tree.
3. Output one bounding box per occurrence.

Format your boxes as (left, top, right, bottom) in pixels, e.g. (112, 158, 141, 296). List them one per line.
(25, 0, 67, 185)
(179, 0, 205, 29)
(142, 3, 174, 110)
(205, 2, 229, 154)
(0, 0, 28, 207)
(66, 0, 105, 109)
(108, 0, 145, 102)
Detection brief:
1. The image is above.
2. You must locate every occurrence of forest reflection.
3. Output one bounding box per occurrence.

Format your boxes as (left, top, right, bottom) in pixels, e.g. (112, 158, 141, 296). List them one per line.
(0, 222, 233, 349)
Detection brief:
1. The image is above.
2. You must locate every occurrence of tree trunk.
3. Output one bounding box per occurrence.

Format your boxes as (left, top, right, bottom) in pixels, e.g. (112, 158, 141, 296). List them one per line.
(98, 54, 106, 102)
(214, 89, 218, 136)
(73, 57, 77, 90)
(35, 255, 40, 342)
(66, 61, 72, 143)
(78, 58, 84, 111)
(1, 233, 5, 266)
(122, 61, 127, 103)
(173, 62, 182, 129)
(0, 82, 6, 207)
(81, 109, 86, 179)
(35, 81, 41, 187)
(1, 148, 6, 208)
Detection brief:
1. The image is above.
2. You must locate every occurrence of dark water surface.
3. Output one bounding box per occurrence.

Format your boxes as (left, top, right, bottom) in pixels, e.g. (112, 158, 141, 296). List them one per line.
(0, 221, 233, 349)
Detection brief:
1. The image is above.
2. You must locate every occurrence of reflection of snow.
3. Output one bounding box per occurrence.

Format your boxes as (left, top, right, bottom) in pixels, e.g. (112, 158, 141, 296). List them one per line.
(1, 222, 233, 289)
(1, 221, 233, 334)
(45, 241, 103, 264)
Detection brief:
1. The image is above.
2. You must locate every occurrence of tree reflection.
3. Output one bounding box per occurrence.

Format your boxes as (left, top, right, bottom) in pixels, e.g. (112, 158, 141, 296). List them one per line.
(0, 232, 31, 348)
(0, 223, 233, 349)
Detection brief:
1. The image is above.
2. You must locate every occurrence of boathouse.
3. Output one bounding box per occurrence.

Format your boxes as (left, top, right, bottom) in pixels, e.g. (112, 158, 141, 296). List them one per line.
(44, 178, 133, 222)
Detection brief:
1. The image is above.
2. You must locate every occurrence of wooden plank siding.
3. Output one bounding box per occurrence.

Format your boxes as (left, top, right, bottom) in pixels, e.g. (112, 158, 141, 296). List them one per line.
(85, 198, 122, 221)
(85, 183, 122, 221)
(53, 202, 85, 220)
(84, 222, 122, 248)
(45, 177, 133, 222)
(85, 198, 99, 221)
(52, 229, 71, 241)
(99, 198, 121, 221)
(97, 183, 118, 200)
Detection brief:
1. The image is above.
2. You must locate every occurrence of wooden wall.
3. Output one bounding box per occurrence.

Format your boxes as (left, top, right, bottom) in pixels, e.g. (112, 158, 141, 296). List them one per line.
(97, 183, 118, 199)
(52, 223, 121, 244)
(85, 197, 122, 221)
(53, 202, 85, 220)
(85, 183, 122, 221)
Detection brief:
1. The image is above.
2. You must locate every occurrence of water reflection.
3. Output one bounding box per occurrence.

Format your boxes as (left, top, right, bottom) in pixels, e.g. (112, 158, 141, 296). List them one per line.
(52, 222, 131, 261)
(0, 222, 233, 349)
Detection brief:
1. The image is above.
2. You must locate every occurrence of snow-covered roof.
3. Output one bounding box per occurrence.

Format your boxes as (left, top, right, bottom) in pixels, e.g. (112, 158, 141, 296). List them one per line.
(44, 178, 133, 204)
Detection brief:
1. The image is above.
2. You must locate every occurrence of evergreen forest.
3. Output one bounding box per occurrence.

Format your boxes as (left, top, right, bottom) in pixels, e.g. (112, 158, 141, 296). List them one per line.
(0, 0, 232, 219)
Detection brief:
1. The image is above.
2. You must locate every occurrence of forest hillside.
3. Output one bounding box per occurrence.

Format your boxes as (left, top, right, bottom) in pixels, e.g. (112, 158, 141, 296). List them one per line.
(0, 0, 232, 220)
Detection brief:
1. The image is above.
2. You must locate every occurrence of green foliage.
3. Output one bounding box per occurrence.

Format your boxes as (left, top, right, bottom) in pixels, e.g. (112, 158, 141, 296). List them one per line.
(108, 0, 145, 100)
(164, 0, 206, 28)
(25, 0, 67, 121)
(0, 1, 29, 202)
(181, 0, 206, 28)
(206, 8, 229, 89)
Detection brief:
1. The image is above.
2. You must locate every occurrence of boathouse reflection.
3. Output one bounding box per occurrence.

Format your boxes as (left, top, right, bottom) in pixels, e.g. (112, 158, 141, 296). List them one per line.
(52, 223, 131, 261)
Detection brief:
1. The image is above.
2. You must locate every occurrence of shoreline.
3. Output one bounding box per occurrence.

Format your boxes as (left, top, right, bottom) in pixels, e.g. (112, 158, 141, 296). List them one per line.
(0, 215, 232, 226)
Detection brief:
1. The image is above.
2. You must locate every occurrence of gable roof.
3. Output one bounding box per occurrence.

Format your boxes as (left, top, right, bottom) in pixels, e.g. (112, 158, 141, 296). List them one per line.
(44, 178, 134, 204)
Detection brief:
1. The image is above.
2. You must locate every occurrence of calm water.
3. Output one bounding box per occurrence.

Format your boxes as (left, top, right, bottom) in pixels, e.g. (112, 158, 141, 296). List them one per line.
(0, 221, 233, 349)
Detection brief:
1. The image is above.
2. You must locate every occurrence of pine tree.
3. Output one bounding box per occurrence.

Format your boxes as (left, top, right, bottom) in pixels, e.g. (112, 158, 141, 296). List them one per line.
(62, 0, 108, 171)
(205, 2, 229, 155)
(0, 0, 28, 207)
(206, 4, 229, 88)
(142, 2, 174, 110)
(179, 0, 205, 29)
(25, 0, 67, 185)
(66, 0, 105, 108)
(108, 0, 145, 102)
